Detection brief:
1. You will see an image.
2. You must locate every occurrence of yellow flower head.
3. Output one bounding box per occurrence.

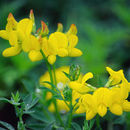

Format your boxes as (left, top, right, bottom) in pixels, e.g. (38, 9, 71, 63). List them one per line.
(0, 12, 34, 58)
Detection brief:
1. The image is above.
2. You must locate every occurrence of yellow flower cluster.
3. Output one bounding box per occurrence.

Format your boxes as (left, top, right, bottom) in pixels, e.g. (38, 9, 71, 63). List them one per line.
(40, 66, 130, 120)
(0, 10, 82, 64)
(70, 67, 130, 120)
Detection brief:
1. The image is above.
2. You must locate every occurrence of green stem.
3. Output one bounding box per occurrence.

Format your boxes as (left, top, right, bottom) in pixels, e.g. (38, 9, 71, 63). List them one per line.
(40, 50, 64, 127)
(67, 89, 73, 128)
(52, 64, 57, 86)
(15, 106, 25, 130)
(96, 115, 102, 130)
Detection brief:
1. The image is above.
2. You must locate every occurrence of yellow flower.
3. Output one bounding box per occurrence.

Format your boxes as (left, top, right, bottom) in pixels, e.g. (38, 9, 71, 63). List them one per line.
(0, 13, 34, 57)
(66, 24, 82, 57)
(41, 24, 82, 64)
(41, 32, 68, 64)
(93, 87, 110, 117)
(69, 72, 94, 94)
(22, 35, 42, 62)
(76, 94, 97, 120)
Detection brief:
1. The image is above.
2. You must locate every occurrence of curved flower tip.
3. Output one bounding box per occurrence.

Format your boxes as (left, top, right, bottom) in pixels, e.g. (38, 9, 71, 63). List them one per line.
(48, 55, 56, 65)
(30, 9, 34, 20)
(41, 21, 49, 35)
(28, 50, 43, 62)
(2, 46, 21, 57)
(82, 72, 93, 84)
(56, 23, 63, 32)
(67, 24, 77, 35)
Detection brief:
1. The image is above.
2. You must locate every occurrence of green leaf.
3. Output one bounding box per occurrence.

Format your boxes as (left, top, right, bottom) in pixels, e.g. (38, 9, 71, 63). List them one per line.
(23, 110, 35, 114)
(23, 94, 39, 111)
(0, 121, 15, 130)
(63, 71, 70, 80)
(26, 123, 46, 130)
(40, 86, 57, 95)
(0, 127, 7, 130)
(30, 111, 52, 123)
(41, 81, 60, 93)
(53, 94, 63, 100)
(21, 78, 35, 93)
(71, 122, 81, 130)
(0, 98, 11, 103)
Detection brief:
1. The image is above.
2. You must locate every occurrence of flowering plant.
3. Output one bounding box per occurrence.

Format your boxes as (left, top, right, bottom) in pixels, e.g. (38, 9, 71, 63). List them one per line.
(0, 10, 129, 130)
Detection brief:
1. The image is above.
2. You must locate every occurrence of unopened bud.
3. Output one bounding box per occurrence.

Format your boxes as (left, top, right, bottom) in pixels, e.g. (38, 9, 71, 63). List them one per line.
(56, 23, 63, 32)
(29, 9, 36, 33)
(69, 64, 81, 81)
(67, 24, 77, 35)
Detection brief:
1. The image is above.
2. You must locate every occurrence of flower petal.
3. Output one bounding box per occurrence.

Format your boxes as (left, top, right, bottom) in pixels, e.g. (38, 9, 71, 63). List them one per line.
(0, 30, 9, 40)
(109, 104, 123, 116)
(82, 72, 93, 84)
(2, 46, 21, 57)
(48, 55, 56, 65)
(68, 48, 82, 57)
(28, 50, 43, 62)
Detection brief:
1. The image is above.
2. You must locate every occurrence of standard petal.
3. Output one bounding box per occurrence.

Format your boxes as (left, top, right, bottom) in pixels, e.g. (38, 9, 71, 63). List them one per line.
(68, 34, 78, 48)
(22, 35, 40, 52)
(9, 31, 18, 46)
(17, 18, 33, 35)
(53, 32, 68, 48)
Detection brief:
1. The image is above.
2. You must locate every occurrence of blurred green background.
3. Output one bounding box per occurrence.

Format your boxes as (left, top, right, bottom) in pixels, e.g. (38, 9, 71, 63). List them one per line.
(0, 0, 130, 129)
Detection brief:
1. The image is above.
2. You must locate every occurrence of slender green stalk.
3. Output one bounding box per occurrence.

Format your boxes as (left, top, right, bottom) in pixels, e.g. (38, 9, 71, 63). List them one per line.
(96, 115, 102, 130)
(67, 89, 73, 128)
(40, 50, 53, 83)
(15, 106, 25, 130)
(40, 50, 64, 127)
(52, 64, 57, 86)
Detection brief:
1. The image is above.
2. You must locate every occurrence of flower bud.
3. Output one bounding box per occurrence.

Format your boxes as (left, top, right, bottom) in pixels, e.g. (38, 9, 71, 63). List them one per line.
(56, 23, 63, 32)
(69, 64, 81, 81)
